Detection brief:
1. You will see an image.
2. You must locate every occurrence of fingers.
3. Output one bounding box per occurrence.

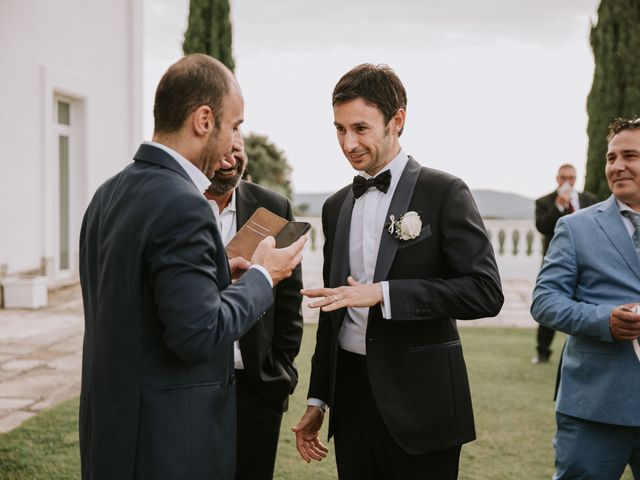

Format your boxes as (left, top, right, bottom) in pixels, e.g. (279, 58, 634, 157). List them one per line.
(610, 306, 640, 340)
(347, 276, 360, 286)
(301, 287, 333, 299)
(228, 256, 251, 270)
(288, 235, 307, 253)
(260, 235, 276, 248)
(294, 434, 328, 463)
(303, 291, 343, 309)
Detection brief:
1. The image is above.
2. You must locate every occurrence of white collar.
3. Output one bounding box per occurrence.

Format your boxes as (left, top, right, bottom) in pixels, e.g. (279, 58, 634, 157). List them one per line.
(220, 189, 236, 215)
(144, 140, 211, 193)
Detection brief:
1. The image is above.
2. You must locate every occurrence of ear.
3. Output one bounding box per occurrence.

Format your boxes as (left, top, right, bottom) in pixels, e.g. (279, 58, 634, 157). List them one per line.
(192, 105, 214, 138)
(390, 108, 406, 136)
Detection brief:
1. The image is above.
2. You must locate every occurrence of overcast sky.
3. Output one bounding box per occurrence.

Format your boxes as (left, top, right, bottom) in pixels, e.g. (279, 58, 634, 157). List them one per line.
(144, 0, 601, 198)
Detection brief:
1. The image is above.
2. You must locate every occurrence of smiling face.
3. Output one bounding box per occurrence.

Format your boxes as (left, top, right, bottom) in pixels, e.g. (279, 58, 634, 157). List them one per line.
(208, 127, 245, 194)
(606, 129, 640, 210)
(333, 97, 404, 176)
(198, 86, 244, 179)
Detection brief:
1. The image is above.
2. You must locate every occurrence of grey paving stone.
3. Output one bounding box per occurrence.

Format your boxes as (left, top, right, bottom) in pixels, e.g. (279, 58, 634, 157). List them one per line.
(0, 410, 36, 433)
(29, 381, 80, 412)
(0, 397, 34, 415)
(46, 352, 81, 371)
(1, 359, 44, 371)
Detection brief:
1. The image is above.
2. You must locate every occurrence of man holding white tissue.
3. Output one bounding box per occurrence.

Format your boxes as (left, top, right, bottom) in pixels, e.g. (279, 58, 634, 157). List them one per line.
(532, 164, 597, 364)
(532, 118, 640, 478)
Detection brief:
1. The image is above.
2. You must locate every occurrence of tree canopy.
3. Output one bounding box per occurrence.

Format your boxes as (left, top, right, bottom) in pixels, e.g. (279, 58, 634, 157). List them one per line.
(585, 0, 640, 199)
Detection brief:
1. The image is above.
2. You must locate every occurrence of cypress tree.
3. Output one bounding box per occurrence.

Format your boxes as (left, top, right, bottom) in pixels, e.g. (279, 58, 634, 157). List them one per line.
(182, 1, 294, 196)
(243, 133, 293, 199)
(183, 0, 235, 71)
(585, 0, 640, 199)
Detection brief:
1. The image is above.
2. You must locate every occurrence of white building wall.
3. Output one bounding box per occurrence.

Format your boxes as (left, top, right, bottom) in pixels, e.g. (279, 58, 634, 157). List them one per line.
(0, 0, 142, 280)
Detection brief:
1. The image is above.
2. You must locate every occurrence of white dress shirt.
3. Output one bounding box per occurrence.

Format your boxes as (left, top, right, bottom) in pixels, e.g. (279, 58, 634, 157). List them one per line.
(308, 150, 409, 410)
(144, 141, 210, 193)
(208, 192, 247, 369)
(338, 150, 408, 355)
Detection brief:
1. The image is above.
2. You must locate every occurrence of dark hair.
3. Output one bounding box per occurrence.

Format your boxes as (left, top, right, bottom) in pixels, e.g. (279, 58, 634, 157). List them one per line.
(332, 63, 407, 136)
(153, 54, 232, 135)
(607, 117, 640, 141)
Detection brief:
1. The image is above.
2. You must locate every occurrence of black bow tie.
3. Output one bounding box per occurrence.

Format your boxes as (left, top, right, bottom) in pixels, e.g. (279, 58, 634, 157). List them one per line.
(352, 170, 391, 199)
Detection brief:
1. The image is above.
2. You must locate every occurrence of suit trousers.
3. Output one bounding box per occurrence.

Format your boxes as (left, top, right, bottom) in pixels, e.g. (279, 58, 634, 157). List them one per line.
(536, 324, 556, 358)
(554, 412, 640, 479)
(333, 348, 462, 480)
(235, 370, 283, 480)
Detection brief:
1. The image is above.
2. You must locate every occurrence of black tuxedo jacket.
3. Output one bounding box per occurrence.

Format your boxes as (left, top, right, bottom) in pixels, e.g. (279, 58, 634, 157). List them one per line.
(535, 190, 598, 255)
(234, 181, 303, 412)
(79, 144, 274, 480)
(308, 157, 503, 455)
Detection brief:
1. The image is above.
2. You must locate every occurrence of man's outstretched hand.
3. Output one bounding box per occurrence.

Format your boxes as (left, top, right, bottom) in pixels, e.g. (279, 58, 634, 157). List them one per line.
(302, 276, 383, 312)
(292, 406, 328, 463)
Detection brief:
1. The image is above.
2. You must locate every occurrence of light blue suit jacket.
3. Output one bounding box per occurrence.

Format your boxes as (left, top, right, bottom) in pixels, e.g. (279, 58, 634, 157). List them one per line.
(532, 195, 640, 426)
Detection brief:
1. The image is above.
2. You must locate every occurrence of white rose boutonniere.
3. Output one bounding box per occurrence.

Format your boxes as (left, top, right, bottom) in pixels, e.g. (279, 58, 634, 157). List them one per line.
(387, 211, 422, 241)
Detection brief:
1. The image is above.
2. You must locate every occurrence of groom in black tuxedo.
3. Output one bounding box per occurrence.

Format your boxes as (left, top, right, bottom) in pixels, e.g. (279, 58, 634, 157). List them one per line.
(292, 63, 503, 479)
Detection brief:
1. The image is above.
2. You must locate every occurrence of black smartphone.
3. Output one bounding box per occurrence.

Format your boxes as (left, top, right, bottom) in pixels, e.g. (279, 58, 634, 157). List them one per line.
(274, 222, 311, 248)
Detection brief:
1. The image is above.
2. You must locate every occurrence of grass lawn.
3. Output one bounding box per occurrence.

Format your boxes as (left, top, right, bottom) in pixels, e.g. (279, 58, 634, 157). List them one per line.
(0, 325, 633, 479)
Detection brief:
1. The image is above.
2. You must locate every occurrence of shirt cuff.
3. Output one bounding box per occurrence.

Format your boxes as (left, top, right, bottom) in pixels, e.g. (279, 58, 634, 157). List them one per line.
(380, 281, 392, 319)
(307, 398, 328, 411)
(249, 264, 273, 288)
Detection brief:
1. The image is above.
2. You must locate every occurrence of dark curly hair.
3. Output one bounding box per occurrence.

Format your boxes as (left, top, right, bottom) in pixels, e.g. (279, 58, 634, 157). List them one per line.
(607, 117, 640, 141)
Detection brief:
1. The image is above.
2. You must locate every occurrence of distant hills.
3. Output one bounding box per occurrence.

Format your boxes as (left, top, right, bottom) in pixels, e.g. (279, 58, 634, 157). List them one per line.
(293, 189, 535, 220)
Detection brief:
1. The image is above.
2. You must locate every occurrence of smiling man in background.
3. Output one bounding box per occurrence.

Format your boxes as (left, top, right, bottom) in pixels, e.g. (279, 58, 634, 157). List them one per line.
(205, 133, 303, 480)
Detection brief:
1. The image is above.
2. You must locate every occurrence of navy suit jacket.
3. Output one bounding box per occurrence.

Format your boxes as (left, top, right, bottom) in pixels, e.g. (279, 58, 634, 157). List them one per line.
(532, 195, 640, 426)
(308, 157, 503, 454)
(79, 144, 274, 479)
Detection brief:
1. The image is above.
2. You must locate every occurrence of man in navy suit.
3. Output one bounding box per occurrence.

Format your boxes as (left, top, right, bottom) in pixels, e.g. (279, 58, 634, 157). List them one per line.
(532, 117, 640, 478)
(292, 63, 503, 479)
(79, 54, 305, 479)
(205, 134, 303, 480)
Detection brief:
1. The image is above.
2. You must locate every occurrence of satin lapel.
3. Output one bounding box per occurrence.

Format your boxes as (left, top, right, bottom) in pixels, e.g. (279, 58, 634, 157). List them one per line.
(595, 195, 640, 283)
(234, 181, 257, 228)
(329, 190, 354, 288)
(373, 157, 421, 282)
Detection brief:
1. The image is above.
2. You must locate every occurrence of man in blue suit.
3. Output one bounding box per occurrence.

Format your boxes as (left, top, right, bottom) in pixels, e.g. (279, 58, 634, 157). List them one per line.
(532, 117, 640, 479)
(79, 54, 305, 479)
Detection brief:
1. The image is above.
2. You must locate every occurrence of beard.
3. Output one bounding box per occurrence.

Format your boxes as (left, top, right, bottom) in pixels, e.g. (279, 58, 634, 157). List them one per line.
(208, 154, 246, 195)
(198, 129, 224, 179)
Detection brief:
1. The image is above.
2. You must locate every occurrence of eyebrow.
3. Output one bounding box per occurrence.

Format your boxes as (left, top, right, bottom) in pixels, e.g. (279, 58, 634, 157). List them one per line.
(333, 121, 369, 128)
(607, 149, 640, 157)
